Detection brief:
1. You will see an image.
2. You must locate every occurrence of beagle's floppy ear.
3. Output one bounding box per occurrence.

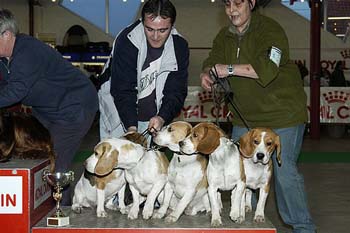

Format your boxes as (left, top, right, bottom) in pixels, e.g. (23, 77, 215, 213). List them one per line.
(184, 122, 192, 137)
(239, 130, 255, 158)
(275, 135, 282, 166)
(94, 142, 119, 176)
(197, 124, 224, 155)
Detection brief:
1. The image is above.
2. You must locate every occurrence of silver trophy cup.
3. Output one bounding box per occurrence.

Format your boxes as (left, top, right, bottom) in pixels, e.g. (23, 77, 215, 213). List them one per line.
(42, 169, 74, 226)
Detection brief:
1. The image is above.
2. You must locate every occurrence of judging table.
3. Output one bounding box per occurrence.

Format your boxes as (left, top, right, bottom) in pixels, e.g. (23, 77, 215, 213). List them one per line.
(0, 159, 54, 233)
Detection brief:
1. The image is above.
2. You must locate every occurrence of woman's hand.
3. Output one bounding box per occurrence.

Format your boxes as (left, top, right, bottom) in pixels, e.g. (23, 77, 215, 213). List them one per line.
(200, 71, 214, 91)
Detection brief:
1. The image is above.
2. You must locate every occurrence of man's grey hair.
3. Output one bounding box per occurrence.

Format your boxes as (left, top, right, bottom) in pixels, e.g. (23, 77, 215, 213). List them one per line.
(0, 8, 19, 35)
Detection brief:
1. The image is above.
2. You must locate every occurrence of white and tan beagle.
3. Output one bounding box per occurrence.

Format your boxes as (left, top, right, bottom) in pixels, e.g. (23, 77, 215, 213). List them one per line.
(152, 121, 211, 223)
(71, 139, 127, 217)
(121, 131, 169, 220)
(239, 127, 281, 223)
(179, 122, 246, 226)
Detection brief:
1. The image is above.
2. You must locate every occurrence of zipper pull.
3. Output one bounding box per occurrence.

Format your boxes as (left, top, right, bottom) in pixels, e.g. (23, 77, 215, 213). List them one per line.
(236, 47, 240, 59)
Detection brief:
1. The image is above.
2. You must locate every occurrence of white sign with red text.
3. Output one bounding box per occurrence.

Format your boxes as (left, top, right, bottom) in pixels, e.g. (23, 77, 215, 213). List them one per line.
(176, 86, 350, 123)
(311, 87, 350, 123)
(0, 176, 23, 214)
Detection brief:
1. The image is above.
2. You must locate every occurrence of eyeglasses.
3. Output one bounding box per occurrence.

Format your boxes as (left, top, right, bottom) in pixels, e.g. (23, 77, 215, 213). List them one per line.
(223, 0, 245, 7)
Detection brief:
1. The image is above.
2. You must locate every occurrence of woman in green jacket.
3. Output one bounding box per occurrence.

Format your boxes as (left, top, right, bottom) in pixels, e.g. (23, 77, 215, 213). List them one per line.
(200, 1, 316, 232)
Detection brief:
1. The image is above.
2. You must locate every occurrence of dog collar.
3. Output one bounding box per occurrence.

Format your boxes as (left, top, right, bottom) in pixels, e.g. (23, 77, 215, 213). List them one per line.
(174, 151, 208, 157)
(84, 167, 123, 178)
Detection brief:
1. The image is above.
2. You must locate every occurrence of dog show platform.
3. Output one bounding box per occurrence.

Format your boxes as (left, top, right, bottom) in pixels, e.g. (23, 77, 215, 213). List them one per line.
(32, 206, 276, 233)
(0, 159, 277, 233)
(0, 159, 54, 233)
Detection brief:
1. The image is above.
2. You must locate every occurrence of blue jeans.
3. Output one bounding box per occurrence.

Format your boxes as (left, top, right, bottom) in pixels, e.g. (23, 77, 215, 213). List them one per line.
(232, 124, 316, 233)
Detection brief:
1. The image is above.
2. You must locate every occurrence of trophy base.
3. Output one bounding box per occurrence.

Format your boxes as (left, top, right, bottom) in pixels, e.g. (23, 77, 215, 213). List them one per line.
(47, 216, 70, 227)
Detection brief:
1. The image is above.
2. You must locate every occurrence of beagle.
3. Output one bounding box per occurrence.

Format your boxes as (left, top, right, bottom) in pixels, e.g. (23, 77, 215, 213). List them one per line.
(71, 139, 127, 217)
(121, 131, 169, 220)
(239, 127, 281, 223)
(152, 121, 211, 223)
(179, 122, 246, 226)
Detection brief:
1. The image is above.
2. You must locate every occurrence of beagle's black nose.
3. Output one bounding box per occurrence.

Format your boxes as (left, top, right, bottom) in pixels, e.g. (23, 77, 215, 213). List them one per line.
(179, 141, 184, 147)
(256, 153, 265, 160)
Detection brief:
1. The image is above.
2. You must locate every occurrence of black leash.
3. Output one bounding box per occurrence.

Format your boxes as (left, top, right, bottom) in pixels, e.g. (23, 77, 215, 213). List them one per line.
(209, 65, 251, 131)
(136, 127, 162, 151)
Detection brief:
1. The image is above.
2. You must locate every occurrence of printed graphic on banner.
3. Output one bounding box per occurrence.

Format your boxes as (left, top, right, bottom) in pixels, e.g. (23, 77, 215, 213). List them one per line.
(308, 88, 350, 123)
(0, 176, 22, 214)
(175, 87, 233, 122)
(177, 86, 350, 123)
(34, 165, 52, 209)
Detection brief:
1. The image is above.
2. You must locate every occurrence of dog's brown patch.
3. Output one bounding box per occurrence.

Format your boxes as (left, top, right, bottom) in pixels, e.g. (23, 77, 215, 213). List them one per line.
(196, 155, 209, 189)
(192, 122, 226, 155)
(239, 130, 255, 158)
(123, 131, 147, 148)
(94, 142, 119, 189)
(120, 143, 137, 153)
(239, 156, 246, 182)
(156, 151, 169, 174)
(95, 143, 118, 175)
(239, 128, 281, 165)
(169, 121, 192, 144)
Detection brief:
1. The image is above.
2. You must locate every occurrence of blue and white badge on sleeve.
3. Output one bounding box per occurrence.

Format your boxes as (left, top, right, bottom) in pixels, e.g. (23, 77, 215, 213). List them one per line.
(269, 46, 282, 67)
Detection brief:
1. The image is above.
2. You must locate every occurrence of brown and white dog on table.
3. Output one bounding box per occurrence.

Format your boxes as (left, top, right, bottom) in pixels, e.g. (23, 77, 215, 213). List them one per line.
(116, 131, 169, 220)
(239, 127, 281, 223)
(152, 121, 211, 223)
(71, 131, 155, 218)
(0, 109, 55, 172)
(179, 122, 246, 226)
(71, 139, 127, 217)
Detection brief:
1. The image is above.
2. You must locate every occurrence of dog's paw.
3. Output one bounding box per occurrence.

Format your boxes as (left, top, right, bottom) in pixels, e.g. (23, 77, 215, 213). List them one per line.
(245, 205, 252, 213)
(142, 208, 153, 220)
(230, 210, 243, 223)
(211, 218, 222, 227)
(97, 210, 108, 218)
(254, 214, 265, 223)
(105, 202, 118, 211)
(128, 208, 139, 220)
(152, 209, 166, 219)
(71, 205, 82, 214)
(165, 214, 178, 223)
(184, 206, 197, 216)
(128, 212, 138, 220)
(119, 206, 128, 215)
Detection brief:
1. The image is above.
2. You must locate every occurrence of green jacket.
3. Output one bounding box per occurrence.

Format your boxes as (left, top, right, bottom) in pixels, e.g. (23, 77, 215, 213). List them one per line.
(202, 11, 307, 128)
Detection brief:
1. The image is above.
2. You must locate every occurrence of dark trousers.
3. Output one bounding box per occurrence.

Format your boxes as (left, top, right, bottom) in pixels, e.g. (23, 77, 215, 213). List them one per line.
(38, 109, 96, 205)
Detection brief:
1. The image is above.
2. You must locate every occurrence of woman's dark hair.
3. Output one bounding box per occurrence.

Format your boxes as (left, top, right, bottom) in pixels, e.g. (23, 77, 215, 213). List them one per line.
(141, 0, 176, 25)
